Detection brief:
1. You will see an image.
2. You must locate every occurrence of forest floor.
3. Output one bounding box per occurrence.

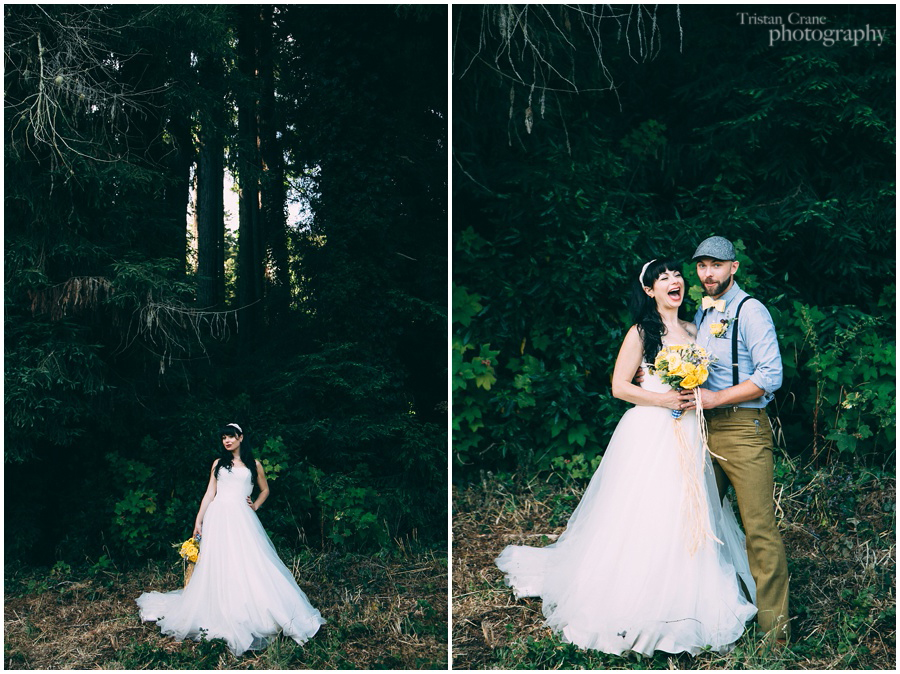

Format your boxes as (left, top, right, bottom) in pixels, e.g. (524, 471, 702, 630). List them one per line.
(5, 543, 447, 670)
(453, 458, 895, 670)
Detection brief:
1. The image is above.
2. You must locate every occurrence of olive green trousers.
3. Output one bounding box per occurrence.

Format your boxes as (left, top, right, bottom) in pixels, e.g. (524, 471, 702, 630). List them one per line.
(705, 407, 790, 641)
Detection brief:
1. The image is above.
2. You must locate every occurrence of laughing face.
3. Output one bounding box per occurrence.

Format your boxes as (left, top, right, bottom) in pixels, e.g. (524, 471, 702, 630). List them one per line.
(646, 268, 685, 310)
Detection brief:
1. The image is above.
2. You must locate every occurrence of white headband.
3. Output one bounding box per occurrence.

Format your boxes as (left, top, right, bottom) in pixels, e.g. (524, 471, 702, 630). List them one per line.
(226, 423, 242, 434)
(638, 259, 656, 287)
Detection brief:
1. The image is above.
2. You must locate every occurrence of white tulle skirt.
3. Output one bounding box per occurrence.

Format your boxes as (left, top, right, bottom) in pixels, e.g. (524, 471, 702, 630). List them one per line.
(496, 405, 757, 656)
(137, 471, 324, 655)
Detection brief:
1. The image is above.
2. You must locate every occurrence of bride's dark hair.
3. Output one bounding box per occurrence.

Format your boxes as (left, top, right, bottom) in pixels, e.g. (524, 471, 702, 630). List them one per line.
(628, 257, 683, 363)
(215, 424, 258, 488)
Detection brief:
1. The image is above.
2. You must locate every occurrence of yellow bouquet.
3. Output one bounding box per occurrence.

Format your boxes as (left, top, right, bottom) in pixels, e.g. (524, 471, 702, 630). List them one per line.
(177, 537, 200, 563)
(649, 344, 713, 418)
(174, 535, 200, 585)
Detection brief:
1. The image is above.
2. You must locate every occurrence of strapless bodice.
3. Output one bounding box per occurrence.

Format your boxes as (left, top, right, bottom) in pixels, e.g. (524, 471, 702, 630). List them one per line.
(215, 463, 252, 500)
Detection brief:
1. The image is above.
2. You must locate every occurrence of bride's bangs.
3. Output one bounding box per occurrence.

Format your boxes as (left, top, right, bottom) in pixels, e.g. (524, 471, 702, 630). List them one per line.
(642, 257, 680, 286)
(219, 425, 241, 438)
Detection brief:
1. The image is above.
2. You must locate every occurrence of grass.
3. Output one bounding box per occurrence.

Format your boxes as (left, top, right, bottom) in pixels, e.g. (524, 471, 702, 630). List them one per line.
(452, 457, 895, 669)
(5, 542, 447, 670)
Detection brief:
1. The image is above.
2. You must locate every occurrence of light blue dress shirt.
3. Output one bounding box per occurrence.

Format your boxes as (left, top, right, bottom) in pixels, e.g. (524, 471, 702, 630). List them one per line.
(693, 281, 783, 408)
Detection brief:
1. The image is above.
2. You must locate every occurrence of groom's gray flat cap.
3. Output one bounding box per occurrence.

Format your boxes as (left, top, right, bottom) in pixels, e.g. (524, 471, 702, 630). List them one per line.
(692, 236, 736, 261)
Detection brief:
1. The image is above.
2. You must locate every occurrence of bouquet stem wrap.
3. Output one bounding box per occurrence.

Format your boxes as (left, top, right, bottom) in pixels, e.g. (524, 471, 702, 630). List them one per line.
(672, 388, 726, 556)
(650, 344, 724, 555)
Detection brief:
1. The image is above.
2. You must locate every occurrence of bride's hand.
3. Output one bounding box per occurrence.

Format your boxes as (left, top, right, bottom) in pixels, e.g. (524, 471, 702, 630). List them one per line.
(246, 497, 257, 511)
(658, 390, 685, 411)
(193, 523, 202, 538)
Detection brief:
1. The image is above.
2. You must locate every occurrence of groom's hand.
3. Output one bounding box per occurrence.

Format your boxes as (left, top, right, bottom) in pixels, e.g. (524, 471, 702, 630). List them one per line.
(679, 388, 720, 410)
(633, 366, 646, 385)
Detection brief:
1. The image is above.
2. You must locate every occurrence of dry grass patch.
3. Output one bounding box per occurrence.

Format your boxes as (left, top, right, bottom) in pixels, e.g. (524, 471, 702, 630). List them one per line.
(6, 545, 447, 670)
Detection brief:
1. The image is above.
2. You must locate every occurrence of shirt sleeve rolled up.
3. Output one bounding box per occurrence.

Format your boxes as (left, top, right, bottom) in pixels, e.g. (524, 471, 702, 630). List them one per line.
(741, 300, 783, 397)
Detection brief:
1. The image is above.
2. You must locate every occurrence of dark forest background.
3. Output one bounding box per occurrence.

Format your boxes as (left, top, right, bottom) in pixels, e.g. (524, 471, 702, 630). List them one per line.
(6, 5, 447, 567)
(453, 4, 895, 480)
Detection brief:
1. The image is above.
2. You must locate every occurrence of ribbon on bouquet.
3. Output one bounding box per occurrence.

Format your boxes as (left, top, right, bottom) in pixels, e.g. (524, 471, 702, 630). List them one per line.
(671, 388, 725, 556)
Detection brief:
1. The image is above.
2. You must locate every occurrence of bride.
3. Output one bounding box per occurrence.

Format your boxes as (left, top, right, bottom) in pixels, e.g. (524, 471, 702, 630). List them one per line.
(137, 423, 325, 655)
(495, 258, 757, 656)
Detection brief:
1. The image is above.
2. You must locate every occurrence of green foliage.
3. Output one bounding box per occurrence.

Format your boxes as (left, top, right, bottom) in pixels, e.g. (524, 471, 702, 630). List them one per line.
(258, 436, 288, 482)
(100, 412, 441, 560)
(258, 428, 438, 553)
(107, 438, 189, 558)
(50, 560, 73, 579)
(549, 453, 601, 482)
(107, 258, 195, 306)
(452, 304, 500, 466)
(773, 300, 895, 462)
(4, 321, 109, 461)
(112, 635, 231, 670)
(318, 470, 389, 549)
(87, 554, 117, 584)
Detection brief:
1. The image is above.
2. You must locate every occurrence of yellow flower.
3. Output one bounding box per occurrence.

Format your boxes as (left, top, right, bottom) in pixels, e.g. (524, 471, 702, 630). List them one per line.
(673, 360, 696, 378)
(177, 538, 200, 563)
(710, 322, 727, 337)
(680, 372, 701, 389)
(666, 351, 683, 373)
(696, 365, 709, 385)
(185, 545, 199, 563)
(654, 350, 668, 370)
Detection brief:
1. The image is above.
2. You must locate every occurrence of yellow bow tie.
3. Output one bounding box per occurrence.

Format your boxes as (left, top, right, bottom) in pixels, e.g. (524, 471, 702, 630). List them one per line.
(702, 296, 726, 312)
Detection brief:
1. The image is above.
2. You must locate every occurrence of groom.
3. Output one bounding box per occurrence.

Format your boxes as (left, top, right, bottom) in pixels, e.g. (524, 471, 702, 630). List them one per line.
(679, 235, 790, 643)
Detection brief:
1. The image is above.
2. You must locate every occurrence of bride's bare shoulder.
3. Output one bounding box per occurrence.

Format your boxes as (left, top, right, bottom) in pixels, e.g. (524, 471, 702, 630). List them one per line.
(682, 320, 698, 338)
(623, 324, 644, 344)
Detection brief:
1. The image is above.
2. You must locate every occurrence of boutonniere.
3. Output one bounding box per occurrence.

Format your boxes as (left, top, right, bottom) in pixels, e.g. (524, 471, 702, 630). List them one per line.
(710, 317, 733, 338)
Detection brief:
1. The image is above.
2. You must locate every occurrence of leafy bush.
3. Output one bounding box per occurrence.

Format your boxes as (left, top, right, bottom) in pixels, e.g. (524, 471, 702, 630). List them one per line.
(772, 298, 895, 463)
(108, 437, 190, 557)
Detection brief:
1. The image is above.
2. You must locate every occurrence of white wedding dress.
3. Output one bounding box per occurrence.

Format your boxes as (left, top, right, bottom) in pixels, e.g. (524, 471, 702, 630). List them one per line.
(495, 364, 757, 655)
(137, 463, 325, 655)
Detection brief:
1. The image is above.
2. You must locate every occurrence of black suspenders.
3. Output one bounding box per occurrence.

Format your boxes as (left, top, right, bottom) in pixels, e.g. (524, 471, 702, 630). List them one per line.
(703, 296, 753, 386)
(730, 297, 752, 386)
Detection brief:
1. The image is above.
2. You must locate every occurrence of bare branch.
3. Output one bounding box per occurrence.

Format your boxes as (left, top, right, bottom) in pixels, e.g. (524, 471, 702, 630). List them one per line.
(458, 4, 682, 94)
(4, 5, 170, 168)
(455, 5, 682, 137)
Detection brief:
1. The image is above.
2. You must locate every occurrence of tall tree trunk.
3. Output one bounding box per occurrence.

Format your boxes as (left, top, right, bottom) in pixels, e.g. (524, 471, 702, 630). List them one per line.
(258, 5, 291, 321)
(167, 111, 193, 279)
(164, 42, 194, 279)
(119, 44, 175, 262)
(236, 6, 264, 331)
(197, 53, 226, 309)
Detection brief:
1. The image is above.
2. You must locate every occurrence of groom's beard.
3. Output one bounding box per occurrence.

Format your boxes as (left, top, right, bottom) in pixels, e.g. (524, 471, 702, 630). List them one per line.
(704, 274, 733, 298)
